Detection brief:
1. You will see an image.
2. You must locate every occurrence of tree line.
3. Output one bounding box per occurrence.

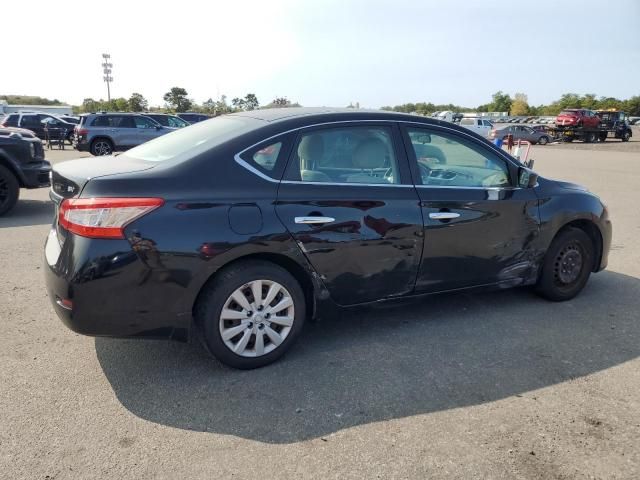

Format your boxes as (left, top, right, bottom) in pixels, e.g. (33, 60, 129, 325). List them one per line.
(4, 90, 640, 117)
(382, 92, 640, 116)
(73, 88, 300, 115)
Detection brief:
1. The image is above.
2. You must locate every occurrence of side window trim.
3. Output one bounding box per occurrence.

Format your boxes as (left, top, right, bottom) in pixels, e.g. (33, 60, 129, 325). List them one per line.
(400, 123, 517, 189)
(282, 122, 412, 187)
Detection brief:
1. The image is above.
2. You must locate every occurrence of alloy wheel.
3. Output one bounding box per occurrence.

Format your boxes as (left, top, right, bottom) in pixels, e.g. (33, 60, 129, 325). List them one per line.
(93, 141, 112, 156)
(219, 279, 295, 357)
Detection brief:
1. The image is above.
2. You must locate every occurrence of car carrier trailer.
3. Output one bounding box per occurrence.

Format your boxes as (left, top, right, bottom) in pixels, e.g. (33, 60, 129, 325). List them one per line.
(548, 110, 632, 143)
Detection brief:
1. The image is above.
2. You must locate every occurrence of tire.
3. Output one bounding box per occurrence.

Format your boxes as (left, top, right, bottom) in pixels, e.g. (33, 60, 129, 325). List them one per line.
(584, 132, 597, 143)
(622, 131, 631, 142)
(537, 136, 549, 145)
(90, 138, 113, 156)
(0, 164, 20, 216)
(195, 260, 306, 369)
(536, 227, 595, 302)
(599, 132, 607, 142)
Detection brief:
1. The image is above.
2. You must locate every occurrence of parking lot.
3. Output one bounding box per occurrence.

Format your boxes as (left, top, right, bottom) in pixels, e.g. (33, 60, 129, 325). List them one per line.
(1, 132, 639, 479)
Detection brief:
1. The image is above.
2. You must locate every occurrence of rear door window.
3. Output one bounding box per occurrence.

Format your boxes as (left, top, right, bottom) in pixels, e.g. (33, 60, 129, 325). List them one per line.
(20, 115, 41, 128)
(284, 126, 400, 185)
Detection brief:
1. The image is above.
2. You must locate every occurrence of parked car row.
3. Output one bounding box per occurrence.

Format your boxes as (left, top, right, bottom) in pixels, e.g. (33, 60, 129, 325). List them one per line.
(74, 112, 212, 156)
(1, 112, 79, 144)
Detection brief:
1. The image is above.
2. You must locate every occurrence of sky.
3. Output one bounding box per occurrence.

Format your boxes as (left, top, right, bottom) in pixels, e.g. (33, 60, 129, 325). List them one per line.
(2, 0, 639, 109)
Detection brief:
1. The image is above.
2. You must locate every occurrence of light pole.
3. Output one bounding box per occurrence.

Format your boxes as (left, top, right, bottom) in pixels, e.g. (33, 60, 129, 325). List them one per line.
(102, 53, 113, 102)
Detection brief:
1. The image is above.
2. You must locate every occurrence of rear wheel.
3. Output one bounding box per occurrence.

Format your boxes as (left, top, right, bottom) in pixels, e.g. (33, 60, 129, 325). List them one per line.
(536, 227, 594, 301)
(599, 132, 608, 142)
(90, 138, 113, 156)
(622, 131, 631, 142)
(0, 164, 20, 216)
(584, 132, 597, 143)
(196, 261, 306, 369)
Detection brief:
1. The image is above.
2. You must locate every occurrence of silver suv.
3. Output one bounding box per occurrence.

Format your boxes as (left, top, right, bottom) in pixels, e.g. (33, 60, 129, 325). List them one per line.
(75, 113, 175, 156)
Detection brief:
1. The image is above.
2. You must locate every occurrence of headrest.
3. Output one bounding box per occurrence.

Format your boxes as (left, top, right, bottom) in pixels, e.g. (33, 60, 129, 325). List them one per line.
(353, 137, 388, 169)
(298, 135, 324, 161)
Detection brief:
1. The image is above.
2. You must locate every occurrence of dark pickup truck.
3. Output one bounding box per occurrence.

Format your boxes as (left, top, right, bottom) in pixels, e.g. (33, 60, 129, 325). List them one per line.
(0, 127, 51, 215)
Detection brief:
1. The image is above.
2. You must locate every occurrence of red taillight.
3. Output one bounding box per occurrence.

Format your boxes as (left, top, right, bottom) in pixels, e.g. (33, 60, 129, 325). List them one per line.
(76, 128, 88, 135)
(0, 121, 8, 127)
(58, 197, 164, 239)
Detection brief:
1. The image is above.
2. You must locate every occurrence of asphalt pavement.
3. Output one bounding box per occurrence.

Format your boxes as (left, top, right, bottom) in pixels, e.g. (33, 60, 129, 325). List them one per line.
(1, 136, 639, 479)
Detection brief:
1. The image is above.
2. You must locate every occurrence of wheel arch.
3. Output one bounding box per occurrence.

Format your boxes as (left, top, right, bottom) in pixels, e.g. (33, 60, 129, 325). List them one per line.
(554, 219, 603, 273)
(0, 153, 25, 187)
(191, 252, 317, 326)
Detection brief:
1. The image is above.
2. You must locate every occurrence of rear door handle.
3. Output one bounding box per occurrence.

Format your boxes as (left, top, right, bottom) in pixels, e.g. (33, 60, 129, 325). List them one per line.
(429, 212, 460, 220)
(295, 216, 336, 225)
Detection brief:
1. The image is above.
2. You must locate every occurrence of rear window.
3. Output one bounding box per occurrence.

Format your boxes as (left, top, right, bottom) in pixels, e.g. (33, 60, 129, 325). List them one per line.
(4, 114, 19, 126)
(460, 118, 474, 125)
(124, 116, 254, 162)
(559, 110, 578, 115)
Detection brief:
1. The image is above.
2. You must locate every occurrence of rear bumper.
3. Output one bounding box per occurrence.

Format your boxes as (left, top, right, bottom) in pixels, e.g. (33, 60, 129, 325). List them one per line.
(44, 229, 191, 341)
(74, 141, 90, 152)
(20, 161, 51, 188)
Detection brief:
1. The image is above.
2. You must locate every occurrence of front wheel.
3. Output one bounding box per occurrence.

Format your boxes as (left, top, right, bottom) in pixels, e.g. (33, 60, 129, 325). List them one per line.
(537, 136, 549, 145)
(622, 131, 631, 142)
(0, 164, 20, 216)
(536, 227, 594, 301)
(196, 261, 306, 369)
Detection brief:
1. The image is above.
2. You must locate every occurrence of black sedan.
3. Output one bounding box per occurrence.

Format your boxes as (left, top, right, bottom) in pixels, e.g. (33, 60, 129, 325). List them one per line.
(45, 108, 611, 369)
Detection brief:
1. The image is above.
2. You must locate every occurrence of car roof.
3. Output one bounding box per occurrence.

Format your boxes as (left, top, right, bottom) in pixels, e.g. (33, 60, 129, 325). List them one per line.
(228, 107, 453, 126)
(80, 112, 147, 116)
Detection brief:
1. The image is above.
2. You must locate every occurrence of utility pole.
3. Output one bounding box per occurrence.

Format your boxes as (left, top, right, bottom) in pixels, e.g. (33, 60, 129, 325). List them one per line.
(102, 53, 113, 102)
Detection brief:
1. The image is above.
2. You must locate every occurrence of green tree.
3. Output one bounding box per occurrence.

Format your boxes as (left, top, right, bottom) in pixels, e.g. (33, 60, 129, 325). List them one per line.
(128, 93, 148, 112)
(243, 93, 259, 111)
(81, 98, 100, 113)
(163, 87, 192, 112)
(624, 96, 640, 116)
(510, 92, 529, 116)
(111, 97, 129, 112)
(231, 93, 260, 111)
(489, 91, 512, 112)
(272, 97, 291, 107)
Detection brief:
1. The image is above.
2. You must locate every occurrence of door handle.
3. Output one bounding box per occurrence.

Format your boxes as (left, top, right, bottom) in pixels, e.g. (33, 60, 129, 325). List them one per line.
(429, 212, 460, 220)
(295, 216, 336, 225)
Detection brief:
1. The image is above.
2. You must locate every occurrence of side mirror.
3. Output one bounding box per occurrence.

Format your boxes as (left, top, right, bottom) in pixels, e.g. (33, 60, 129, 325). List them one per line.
(518, 166, 538, 188)
(155, 125, 162, 130)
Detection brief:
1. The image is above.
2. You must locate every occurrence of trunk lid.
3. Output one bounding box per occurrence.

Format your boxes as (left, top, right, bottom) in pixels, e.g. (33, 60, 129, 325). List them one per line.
(51, 155, 156, 202)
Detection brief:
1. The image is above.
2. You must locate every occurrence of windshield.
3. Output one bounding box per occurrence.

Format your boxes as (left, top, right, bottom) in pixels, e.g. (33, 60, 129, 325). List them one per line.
(124, 116, 255, 162)
(559, 110, 578, 116)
